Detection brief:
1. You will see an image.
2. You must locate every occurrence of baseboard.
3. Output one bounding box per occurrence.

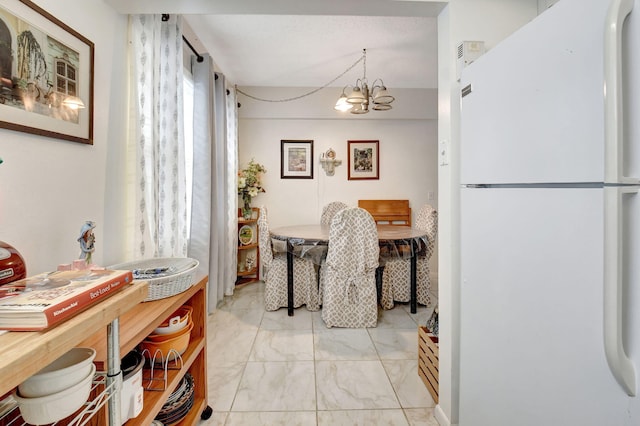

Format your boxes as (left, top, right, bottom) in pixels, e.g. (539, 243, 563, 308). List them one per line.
(435, 404, 455, 426)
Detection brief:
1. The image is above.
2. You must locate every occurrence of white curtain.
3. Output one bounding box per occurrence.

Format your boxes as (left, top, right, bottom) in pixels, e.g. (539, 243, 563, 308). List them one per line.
(225, 80, 240, 300)
(129, 15, 188, 258)
(189, 55, 239, 312)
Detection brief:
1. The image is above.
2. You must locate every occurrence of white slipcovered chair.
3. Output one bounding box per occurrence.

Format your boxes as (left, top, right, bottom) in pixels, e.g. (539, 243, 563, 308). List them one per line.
(258, 206, 319, 312)
(317, 201, 349, 304)
(380, 204, 437, 309)
(321, 207, 379, 328)
(320, 201, 349, 226)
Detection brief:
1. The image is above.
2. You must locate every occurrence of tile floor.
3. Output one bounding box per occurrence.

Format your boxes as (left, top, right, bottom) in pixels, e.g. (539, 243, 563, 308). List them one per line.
(199, 282, 439, 426)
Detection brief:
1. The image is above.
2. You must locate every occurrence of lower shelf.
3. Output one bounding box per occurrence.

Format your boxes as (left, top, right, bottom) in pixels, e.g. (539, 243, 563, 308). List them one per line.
(0, 372, 115, 426)
(79, 278, 209, 426)
(236, 275, 259, 286)
(131, 337, 206, 426)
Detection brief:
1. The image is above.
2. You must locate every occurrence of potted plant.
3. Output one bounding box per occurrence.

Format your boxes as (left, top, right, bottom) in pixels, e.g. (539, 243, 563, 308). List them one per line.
(237, 159, 266, 219)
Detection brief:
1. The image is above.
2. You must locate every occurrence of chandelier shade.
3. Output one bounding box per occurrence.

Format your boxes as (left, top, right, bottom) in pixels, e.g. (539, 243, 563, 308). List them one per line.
(350, 103, 369, 114)
(372, 103, 392, 111)
(371, 83, 395, 105)
(346, 84, 367, 104)
(335, 49, 394, 114)
(334, 92, 353, 111)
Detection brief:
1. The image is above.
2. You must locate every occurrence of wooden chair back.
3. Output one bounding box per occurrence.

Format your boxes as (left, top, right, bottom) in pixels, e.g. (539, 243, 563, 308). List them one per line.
(357, 199, 411, 226)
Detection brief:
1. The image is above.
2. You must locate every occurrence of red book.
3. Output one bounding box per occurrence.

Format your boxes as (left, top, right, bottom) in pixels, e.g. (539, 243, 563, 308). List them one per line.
(0, 269, 134, 331)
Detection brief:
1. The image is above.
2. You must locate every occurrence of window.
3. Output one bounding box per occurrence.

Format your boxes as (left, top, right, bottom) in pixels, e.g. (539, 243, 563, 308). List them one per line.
(54, 59, 77, 96)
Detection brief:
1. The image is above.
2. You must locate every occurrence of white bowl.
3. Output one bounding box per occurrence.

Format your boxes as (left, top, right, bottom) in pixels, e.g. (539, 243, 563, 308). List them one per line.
(18, 347, 96, 398)
(153, 306, 192, 335)
(153, 315, 188, 335)
(14, 363, 96, 425)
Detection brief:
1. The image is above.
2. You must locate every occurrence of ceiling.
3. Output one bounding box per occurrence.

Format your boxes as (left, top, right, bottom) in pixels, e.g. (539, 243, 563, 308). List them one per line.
(103, 0, 447, 90)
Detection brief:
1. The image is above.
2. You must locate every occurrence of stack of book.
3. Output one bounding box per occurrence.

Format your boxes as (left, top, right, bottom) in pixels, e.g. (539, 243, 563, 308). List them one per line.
(0, 269, 134, 331)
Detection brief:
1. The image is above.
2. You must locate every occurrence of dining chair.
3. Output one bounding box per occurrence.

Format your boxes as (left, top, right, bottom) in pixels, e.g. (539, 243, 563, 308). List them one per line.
(358, 199, 411, 226)
(321, 207, 379, 328)
(380, 204, 437, 309)
(318, 202, 349, 304)
(320, 201, 349, 226)
(257, 206, 320, 312)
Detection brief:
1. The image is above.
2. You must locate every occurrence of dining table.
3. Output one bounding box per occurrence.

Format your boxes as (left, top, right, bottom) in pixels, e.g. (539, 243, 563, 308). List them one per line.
(270, 224, 429, 316)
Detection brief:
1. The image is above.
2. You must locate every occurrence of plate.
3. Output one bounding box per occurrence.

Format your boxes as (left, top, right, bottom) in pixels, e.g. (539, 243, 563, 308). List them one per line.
(238, 225, 253, 245)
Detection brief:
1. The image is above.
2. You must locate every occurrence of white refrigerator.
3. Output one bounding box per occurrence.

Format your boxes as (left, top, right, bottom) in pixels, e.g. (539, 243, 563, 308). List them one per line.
(459, 0, 640, 424)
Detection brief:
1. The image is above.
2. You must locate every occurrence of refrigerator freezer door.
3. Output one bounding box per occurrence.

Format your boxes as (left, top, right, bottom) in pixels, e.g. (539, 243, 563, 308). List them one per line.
(460, 0, 640, 185)
(459, 187, 639, 425)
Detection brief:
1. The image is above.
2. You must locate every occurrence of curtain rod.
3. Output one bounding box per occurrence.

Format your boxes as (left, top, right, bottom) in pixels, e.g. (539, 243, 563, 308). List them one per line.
(161, 14, 204, 63)
(182, 36, 204, 62)
(182, 35, 204, 63)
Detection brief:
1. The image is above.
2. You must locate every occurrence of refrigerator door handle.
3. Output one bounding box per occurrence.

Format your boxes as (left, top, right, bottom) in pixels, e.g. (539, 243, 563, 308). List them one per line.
(604, 0, 638, 184)
(604, 186, 637, 396)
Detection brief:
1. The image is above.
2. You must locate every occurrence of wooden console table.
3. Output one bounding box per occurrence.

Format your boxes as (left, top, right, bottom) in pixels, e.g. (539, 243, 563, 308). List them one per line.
(0, 281, 148, 425)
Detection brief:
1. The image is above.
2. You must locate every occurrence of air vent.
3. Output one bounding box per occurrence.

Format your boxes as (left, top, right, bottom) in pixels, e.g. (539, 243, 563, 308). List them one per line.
(456, 41, 485, 81)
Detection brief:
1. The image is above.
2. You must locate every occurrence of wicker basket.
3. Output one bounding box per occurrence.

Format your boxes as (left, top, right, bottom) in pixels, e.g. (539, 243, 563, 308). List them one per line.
(110, 258, 199, 302)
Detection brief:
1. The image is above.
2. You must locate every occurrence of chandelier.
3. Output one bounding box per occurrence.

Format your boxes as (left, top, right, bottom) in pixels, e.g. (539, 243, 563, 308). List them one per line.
(334, 49, 395, 114)
(234, 48, 394, 114)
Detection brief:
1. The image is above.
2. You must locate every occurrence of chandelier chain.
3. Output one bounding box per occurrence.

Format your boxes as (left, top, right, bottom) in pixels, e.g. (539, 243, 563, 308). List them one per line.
(362, 48, 367, 82)
(235, 53, 365, 103)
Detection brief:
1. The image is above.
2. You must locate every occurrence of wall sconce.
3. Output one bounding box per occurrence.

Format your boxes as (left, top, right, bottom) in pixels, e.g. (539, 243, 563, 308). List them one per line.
(320, 148, 342, 176)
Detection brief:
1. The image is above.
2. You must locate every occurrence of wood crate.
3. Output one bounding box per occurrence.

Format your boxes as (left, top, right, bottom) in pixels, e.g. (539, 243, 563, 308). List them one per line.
(418, 325, 439, 403)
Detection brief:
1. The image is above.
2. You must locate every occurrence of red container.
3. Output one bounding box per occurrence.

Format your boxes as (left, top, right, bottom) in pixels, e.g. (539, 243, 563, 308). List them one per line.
(0, 241, 26, 286)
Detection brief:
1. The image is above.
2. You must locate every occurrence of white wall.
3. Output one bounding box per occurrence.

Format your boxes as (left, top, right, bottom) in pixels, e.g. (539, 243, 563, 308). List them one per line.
(239, 119, 438, 226)
(0, 0, 129, 275)
(238, 86, 439, 273)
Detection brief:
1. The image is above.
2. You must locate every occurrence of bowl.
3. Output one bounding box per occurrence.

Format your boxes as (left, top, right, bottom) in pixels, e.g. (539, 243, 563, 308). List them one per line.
(153, 306, 192, 335)
(141, 322, 193, 362)
(18, 347, 96, 398)
(146, 320, 193, 343)
(14, 363, 96, 425)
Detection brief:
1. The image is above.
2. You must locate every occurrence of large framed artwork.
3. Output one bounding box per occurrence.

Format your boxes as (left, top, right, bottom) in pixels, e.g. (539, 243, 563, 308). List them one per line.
(281, 140, 314, 179)
(348, 140, 379, 180)
(0, 0, 94, 144)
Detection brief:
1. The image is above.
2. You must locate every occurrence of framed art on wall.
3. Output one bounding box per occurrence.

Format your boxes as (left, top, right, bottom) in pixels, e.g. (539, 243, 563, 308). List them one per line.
(0, 0, 94, 144)
(281, 140, 314, 179)
(348, 140, 379, 180)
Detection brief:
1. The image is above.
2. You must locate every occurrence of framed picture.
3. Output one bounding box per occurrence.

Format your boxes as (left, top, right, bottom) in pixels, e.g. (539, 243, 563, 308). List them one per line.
(348, 140, 379, 180)
(0, 1, 94, 144)
(281, 140, 314, 179)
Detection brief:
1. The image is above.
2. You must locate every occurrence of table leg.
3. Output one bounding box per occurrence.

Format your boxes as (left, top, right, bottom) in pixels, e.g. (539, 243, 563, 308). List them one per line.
(410, 239, 417, 314)
(375, 266, 383, 303)
(287, 239, 294, 316)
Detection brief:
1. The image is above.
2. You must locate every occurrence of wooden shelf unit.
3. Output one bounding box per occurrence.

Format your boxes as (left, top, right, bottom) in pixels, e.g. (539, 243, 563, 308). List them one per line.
(237, 208, 260, 285)
(81, 276, 210, 425)
(418, 325, 439, 403)
(0, 281, 148, 424)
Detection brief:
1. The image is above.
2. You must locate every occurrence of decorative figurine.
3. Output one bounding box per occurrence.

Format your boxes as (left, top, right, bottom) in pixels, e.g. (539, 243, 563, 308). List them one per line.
(320, 148, 342, 176)
(245, 252, 256, 271)
(77, 221, 96, 265)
